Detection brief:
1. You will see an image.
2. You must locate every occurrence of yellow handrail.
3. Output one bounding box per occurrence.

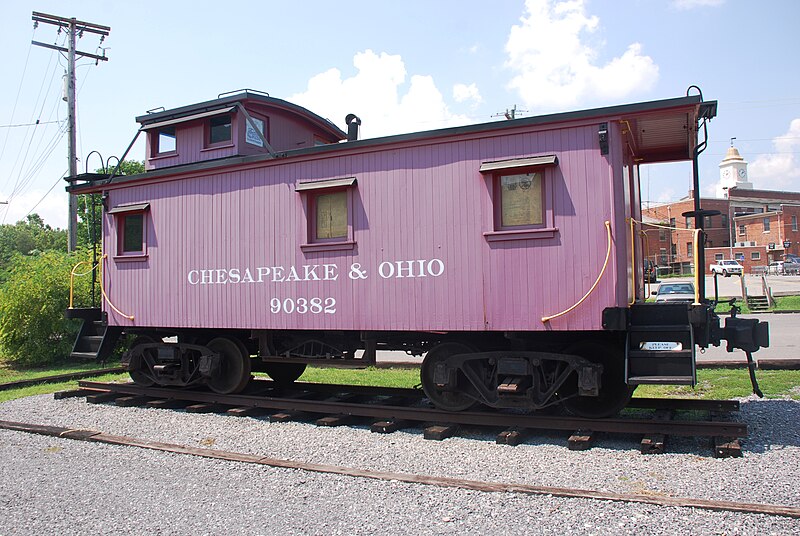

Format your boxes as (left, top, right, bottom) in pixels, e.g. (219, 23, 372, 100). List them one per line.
(629, 217, 636, 305)
(628, 217, 704, 304)
(99, 254, 135, 321)
(542, 220, 612, 323)
(68, 256, 135, 321)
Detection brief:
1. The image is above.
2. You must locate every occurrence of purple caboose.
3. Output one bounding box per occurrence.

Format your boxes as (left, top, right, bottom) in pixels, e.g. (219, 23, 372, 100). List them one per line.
(67, 90, 768, 416)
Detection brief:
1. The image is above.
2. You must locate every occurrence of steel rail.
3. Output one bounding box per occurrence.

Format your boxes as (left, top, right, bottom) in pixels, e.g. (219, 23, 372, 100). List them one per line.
(0, 419, 795, 519)
(0, 367, 125, 392)
(77, 381, 747, 437)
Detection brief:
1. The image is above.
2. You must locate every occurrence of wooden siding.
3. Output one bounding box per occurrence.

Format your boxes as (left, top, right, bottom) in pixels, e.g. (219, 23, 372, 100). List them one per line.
(105, 120, 633, 333)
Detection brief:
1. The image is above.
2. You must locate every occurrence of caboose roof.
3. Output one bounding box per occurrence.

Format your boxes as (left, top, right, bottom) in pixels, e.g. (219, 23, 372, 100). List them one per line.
(134, 90, 347, 140)
(70, 93, 716, 193)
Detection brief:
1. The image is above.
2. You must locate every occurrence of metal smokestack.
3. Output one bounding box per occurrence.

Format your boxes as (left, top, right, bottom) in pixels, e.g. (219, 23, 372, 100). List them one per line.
(345, 113, 361, 141)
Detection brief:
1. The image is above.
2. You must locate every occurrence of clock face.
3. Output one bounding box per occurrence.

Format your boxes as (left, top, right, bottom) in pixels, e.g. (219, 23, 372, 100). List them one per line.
(722, 168, 731, 178)
(738, 168, 746, 178)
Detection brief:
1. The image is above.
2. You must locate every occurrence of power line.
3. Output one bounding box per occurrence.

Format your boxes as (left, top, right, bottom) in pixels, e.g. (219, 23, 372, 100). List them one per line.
(0, 120, 61, 129)
(25, 169, 69, 218)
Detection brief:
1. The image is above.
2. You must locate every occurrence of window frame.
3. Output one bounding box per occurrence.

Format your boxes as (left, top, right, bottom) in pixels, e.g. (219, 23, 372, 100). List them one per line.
(151, 126, 177, 157)
(206, 113, 234, 148)
(480, 155, 558, 242)
(751, 251, 761, 260)
(296, 177, 357, 252)
(108, 203, 150, 261)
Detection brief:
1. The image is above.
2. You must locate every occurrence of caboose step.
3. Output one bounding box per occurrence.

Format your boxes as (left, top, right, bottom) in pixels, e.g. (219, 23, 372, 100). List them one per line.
(66, 307, 122, 362)
(625, 317, 696, 387)
(627, 375, 695, 385)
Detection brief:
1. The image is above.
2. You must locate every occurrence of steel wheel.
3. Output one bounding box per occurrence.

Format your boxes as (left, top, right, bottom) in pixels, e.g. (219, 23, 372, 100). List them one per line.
(560, 341, 635, 418)
(206, 337, 252, 394)
(420, 342, 477, 411)
(128, 335, 158, 387)
(263, 363, 307, 386)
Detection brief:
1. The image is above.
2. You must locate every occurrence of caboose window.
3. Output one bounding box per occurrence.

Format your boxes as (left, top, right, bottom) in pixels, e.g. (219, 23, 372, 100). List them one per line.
(480, 155, 558, 241)
(155, 127, 176, 154)
(122, 214, 144, 253)
(315, 191, 348, 240)
(108, 203, 150, 259)
(296, 177, 357, 252)
(499, 172, 543, 227)
(209, 115, 232, 145)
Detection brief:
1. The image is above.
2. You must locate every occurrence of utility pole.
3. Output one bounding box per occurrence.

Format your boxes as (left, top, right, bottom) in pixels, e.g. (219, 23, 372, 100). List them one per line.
(31, 12, 110, 251)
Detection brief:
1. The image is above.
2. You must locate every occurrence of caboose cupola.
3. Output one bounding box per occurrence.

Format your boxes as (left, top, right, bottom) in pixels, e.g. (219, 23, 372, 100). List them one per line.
(136, 90, 347, 171)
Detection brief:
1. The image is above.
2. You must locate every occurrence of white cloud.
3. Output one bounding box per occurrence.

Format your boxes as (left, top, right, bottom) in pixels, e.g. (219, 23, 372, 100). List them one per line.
(671, 0, 724, 10)
(453, 83, 483, 106)
(290, 50, 471, 139)
(748, 119, 800, 191)
(505, 0, 659, 112)
(0, 187, 67, 229)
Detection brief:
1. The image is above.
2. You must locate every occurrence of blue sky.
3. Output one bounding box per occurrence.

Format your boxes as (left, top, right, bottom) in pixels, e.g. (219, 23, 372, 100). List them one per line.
(1, 0, 799, 227)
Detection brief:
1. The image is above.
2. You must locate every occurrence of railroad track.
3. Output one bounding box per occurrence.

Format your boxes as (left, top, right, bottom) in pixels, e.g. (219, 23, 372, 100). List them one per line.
(0, 418, 796, 520)
(0, 367, 125, 392)
(63, 379, 747, 457)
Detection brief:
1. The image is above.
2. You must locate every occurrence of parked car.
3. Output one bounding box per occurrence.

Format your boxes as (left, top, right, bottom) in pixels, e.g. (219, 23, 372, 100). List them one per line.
(783, 257, 800, 275)
(709, 259, 743, 277)
(768, 261, 785, 275)
(643, 260, 657, 283)
(652, 282, 696, 303)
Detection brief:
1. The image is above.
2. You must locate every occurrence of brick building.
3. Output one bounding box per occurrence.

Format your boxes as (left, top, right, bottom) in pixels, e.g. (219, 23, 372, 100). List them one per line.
(642, 146, 800, 274)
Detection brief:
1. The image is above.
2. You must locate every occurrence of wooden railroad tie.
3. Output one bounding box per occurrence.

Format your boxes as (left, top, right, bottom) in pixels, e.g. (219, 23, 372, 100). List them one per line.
(640, 409, 674, 455)
(114, 395, 153, 408)
(424, 424, 459, 441)
(711, 411, 743, 458)
(370, 419, 412, 434)
(496, 427, 529, 446)
(145, 398, 191, 410)
(568, 429, 595, 450)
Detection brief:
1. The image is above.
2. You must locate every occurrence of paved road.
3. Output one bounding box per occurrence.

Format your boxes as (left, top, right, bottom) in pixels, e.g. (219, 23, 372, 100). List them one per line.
(697, 311, 798, 364)
(653, 274, 800, 298)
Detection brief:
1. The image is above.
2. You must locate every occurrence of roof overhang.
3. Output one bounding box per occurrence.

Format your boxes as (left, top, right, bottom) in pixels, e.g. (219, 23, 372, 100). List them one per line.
(140, 106, 236, 131)
(616, 98, 716, 164)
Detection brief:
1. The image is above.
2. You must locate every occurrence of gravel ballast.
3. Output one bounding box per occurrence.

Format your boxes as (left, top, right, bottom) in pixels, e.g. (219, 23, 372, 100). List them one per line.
(1, 393, 798, 535)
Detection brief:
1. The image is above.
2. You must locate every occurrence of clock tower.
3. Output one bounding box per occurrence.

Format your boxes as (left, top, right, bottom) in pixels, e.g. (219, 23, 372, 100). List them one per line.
(716, 144, 752, 198)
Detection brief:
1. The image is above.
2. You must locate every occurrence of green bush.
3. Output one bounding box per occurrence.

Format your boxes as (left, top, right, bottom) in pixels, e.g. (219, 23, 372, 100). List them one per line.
(0, 250, 92, 367)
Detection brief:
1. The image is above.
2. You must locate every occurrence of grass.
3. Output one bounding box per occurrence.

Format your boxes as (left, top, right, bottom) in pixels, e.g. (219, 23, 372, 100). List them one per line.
(1, 363, 797, 404)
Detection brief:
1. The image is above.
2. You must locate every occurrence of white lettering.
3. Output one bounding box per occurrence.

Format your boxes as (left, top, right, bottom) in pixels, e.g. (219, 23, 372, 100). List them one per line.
(200, 270, 213, 285)
(378, 261, 394, 279)
(303, 264, 320, 281)
(395, 260, 415, 278)
(216, 269, 228, 284)
(323, 264, 339, 281)
(228, 268, 241, 284)
(416, 260, 427, 277)
(188, 270, 200, 285)
(257, 267, 270, 283)
(241, 268, 255, 283)
(272, 266, 285, 282)
(428, 258, 445, 277)
(285, 265, 301, 282)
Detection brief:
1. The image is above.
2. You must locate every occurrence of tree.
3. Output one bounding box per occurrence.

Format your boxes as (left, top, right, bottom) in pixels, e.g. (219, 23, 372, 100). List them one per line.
(0, 249, 91, 366)
(77, 159, 145, 250)
(0, 214, 67, 281)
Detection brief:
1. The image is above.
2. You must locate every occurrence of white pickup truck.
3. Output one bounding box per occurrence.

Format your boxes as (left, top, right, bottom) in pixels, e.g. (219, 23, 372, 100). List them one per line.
(710, 259, 743, 277)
